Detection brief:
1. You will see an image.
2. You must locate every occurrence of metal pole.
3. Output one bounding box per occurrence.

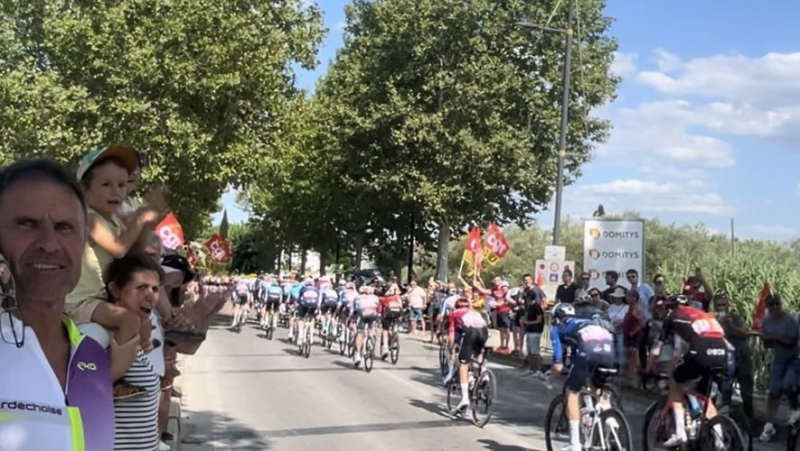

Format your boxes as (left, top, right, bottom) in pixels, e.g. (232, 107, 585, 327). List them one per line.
(407, 205, 415, 284)
(730, 217, 735, 256)
(552, 0, 575, 246)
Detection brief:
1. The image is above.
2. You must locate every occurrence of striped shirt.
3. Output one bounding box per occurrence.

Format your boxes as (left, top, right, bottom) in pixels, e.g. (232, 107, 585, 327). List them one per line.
(113, 350, 160, 450)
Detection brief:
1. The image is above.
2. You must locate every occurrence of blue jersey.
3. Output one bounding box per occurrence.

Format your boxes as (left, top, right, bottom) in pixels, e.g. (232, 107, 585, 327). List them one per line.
(266, 284, 283, 301)
(551, 316, 614, 365)
(298, 286, 320, 307)
(290, 283, 303, 301)
(321, 287, 339, 304)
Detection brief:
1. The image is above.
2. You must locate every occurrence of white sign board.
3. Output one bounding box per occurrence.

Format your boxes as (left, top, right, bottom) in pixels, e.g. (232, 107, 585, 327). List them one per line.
(544, 245, 566, 261)
(583, 219, 645, 290)
(535, 259, 576, 301)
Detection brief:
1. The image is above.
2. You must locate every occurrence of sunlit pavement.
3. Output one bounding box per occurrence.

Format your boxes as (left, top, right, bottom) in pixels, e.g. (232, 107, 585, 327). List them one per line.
(178, 314, 781, 451)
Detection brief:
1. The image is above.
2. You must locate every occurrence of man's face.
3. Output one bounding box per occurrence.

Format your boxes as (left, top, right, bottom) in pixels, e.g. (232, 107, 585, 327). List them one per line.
(562, 272, 572, 284)
(580, 273, 590, 287)
(523, 275, 533, 287)
(493, 277, 501, 286)
(0, 178, 86, 303)
(605, 274, 614, 286)
(410, 280, 417, 289)
(626, 272, 638, 286)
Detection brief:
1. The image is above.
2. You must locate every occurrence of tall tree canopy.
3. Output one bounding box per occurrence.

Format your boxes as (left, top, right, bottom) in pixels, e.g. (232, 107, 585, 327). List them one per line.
(0, 0, 325, 237)
(310, 0, 619, 278)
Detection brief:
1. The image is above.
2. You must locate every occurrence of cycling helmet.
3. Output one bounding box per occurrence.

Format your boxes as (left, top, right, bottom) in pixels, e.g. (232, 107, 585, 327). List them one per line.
(552, 302, 576, 320)
(303, 278, 314, 286)
(665, 294, 689, 309)
(574, 294, 592, 305)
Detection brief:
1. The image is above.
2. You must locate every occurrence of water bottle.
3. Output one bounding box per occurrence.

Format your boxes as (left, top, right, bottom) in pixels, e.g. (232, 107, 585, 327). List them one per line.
(687, 394, 702, 419)
(468, 372, 475, 390)
(580, 407, 594, 428)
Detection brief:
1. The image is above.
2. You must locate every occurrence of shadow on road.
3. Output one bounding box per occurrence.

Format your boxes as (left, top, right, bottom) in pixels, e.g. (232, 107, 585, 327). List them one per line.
(182, 410, 273, 450)
(258, 419, 467, 439)
(477, 439, 534, 450)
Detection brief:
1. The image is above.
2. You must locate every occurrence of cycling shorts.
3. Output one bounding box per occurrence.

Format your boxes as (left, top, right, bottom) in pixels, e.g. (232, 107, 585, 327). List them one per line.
(674, 337, 728, 396)
(381, 308, 403, 330)
(566, 343, 615, 393)
(265, 298, 280, 310)
(458, 327, 488, 364)
(297, 304, 317, 319)
(357, 312, 379, 331)
(235, 293, 248, 305)
(320, 301, 339, 315)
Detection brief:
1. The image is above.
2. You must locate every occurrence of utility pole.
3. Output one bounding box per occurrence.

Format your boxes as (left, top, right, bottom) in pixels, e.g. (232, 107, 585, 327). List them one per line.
(518, 0, 576, 245)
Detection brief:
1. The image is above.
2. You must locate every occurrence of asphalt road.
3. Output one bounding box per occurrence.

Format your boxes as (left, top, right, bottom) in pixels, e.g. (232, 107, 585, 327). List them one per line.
(177, 313, 780, 451)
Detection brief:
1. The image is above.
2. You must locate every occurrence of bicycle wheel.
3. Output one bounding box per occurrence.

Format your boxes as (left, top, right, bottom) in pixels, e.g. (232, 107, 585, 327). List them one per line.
(364, 336, 374, 373)
(303, 327, 312, 358)
(597, 408, 633, 451)
(389, 332, 400, 365)
(471, 369, 496, 428)
(642, 397, 671, 451)
(326, 323, 334, 349)
(722, 404, 752, 451)
(439, 343, 448, 377)
(544, 394, 569, 451)
(338, 325, 346, 355)
(699, 415, 746, 451)
(446, 380, 460, 414)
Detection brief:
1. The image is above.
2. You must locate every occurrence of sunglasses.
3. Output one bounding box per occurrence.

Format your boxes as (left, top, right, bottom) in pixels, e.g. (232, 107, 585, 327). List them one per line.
(581, 277, 589, 281)
(626, 274, 637, 279)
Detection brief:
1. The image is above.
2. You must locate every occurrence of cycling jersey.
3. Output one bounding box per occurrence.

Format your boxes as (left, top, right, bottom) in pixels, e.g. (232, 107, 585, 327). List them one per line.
(0, 312, 114, 451)
(235, 282, 249, 297)
(266, 285, 283, 302)
(298, 287, 320, 307)
(379, 295, 403, 314)
(355, 294, 380, 316)
(447, 308, 487, 334)
(339, 289, 357, 307)
(551, 316, 614, 365)
(441, 295, 461, 314)
(659, 304, 724, 347)
(321, 288, 338, 305)
(289, 283, 303, 302)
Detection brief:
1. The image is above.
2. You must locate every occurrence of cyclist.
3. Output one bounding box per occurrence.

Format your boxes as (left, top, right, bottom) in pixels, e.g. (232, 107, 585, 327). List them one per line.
(446, 295, 489, 412)
(649, 294, 729, 448)
(442, 289, 474, 385)
(353, 285, 380, 367)
(231, 276, 250, 328)
(286, 276, 304, 340)
(262, 277, 283, 331)
(319, 280, 340, 341)
(548, 302, 616, 451)
(380, 290, 404, 359)
(296, 278, 320, 349)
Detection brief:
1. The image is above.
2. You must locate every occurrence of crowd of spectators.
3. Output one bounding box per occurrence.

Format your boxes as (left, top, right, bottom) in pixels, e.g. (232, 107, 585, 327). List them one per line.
(0, 147, 231, 450)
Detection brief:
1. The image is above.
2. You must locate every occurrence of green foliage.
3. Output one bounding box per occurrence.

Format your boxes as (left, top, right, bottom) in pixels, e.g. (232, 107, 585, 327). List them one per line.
(0, 0, 325, 237)
(219, 209, 230, 239)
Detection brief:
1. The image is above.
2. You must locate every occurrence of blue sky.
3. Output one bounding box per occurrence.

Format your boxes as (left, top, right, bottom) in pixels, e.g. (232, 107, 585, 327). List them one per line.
(217, 0, 800, 241)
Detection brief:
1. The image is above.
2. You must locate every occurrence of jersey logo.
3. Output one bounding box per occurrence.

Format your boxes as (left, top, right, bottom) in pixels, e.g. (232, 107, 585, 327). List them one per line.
(691, 319, 723, 336)
(77, 361, 97, 371)
(579, 325, 612, 342)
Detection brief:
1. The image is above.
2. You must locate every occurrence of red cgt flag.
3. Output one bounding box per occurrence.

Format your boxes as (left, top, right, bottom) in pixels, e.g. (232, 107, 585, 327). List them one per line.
(751, 281, 772, 332)
(155, 212, 185, 250)
(204, 233, 233, 262)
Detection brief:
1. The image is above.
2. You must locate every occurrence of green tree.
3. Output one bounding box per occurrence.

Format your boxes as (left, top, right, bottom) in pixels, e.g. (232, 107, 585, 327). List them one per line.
(219, 209, 230, 239)
(0, 0, 325, 237)
(317, 0, 619, 281)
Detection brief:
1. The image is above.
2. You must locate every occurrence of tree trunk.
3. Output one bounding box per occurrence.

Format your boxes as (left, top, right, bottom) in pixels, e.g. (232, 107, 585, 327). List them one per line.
(435, 221, 450, 282)
(354, 234, 363, 270)
(287, 245, 293, 273)
(319, 251, 328, 277)
(277, 249, 283, 274)
(300, 249, 307, 275)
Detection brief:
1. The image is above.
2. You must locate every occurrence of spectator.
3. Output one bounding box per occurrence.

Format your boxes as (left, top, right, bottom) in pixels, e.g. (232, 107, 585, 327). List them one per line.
(404, 279, 427, 334)
(713, 294, 753, 418)
(626, 268, 654, 375)
(588, 287, 609, 314)
(759, 294, 800, 442)
(607, 286, 628, 369)
(575, 271, 591, 299)
(519, 277, 545, 378)
(66, 146, 163, 365)
(0, 159, 114, 450)
(623, 290, 645, 387)
(82, 253, 166, 450)
(491, 277, 514, 354)
(555, 269, 577, 305)
(649, 273, 669, 313)
(683, 268, 714, 312)
(601, 270, 620, 303)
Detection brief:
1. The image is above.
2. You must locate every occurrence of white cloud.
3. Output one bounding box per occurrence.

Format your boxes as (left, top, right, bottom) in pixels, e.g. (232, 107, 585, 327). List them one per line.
(567, 179, 732, 215)
(610, 52, 638, 78)
(335, 21, 346, 32)
(653, 48, 682, 72)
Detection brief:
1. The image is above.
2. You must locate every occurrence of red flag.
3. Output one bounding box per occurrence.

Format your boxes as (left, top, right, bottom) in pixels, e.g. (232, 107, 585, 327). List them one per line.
(461, 227, 483, 277)
(204, 233, 233, 262)
(485, 223, 511, 258)
(155, 212, 185, 250)
(751, 282, 771, 332)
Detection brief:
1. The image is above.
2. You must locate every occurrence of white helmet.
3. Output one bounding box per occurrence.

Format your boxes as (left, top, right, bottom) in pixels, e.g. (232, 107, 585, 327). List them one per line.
(553, 302, 576, 320)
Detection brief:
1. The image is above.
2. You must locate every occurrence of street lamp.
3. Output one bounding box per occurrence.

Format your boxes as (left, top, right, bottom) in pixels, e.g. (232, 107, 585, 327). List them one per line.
(517, 0, 575, 246)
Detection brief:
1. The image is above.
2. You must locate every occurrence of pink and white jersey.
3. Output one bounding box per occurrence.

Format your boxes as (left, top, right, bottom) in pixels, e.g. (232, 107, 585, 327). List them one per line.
(355, 294, 380, 314)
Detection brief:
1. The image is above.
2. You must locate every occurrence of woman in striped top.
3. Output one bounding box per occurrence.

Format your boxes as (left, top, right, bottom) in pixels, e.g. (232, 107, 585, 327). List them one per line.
(82, 253, 164, 450)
